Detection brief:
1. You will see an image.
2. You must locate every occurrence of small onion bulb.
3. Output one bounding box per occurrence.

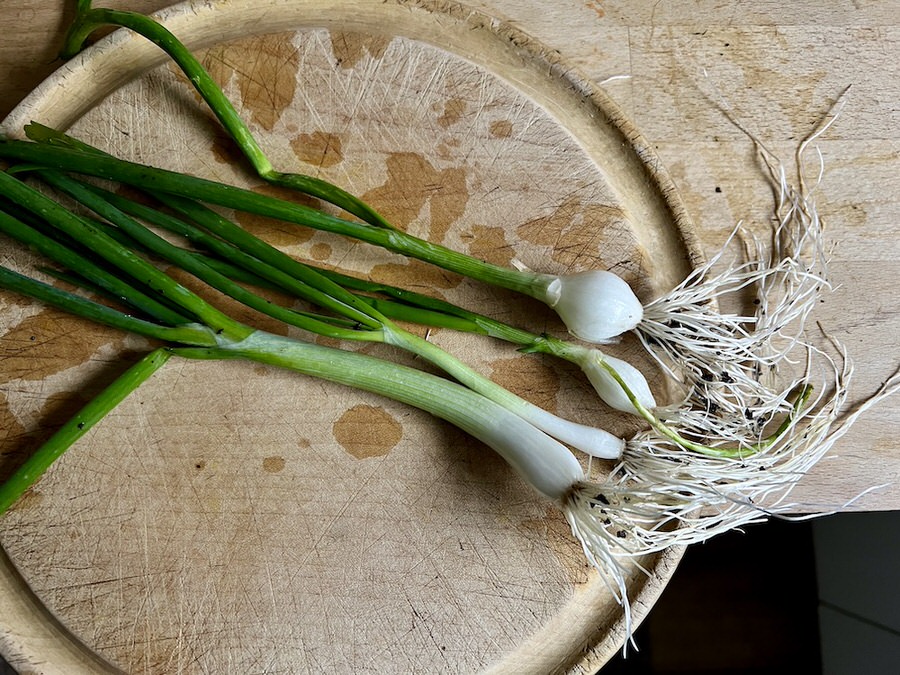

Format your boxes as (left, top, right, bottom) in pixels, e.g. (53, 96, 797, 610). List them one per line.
(544, 270, 643, 343)
(579, 352, 657, 415)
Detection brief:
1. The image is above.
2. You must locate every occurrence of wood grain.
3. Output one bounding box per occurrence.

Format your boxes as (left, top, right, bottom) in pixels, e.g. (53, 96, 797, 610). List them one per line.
(1, 1, 898, 673)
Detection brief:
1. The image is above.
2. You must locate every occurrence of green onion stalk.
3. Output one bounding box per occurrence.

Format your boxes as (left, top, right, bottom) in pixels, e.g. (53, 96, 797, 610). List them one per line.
(0, 166, 623, 460)
(20, 121, 660, 418)
(0, 134, 825, 457)
(12, 141, 818, 464)
(56, 1, 645, 345)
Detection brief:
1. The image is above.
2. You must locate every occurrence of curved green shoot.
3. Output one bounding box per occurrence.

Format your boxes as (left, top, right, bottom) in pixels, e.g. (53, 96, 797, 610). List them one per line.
(61, 1, 397, 230)
(593, 355, 815, 459)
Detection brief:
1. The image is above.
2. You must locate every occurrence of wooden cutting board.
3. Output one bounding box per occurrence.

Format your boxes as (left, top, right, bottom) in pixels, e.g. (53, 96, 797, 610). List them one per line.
(0, 1, 696, 672)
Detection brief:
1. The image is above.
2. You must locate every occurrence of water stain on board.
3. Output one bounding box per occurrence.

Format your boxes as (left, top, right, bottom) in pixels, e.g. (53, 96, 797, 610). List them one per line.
(370, 258, 463, 297)
(461, 224, 515, 268)
(0, 311, 124, 384)
(209, 125, 247, 166)
(584, 1, 606, 19)
(437, 98, 467, 128)
(330, 31, 391, 69)
(262, 456, 286, 473)
(489, 119, 513, 138)
(290, 131, 346, 169)
(202, 33, 300, 131)
(361, 152, 469, 245)
(516, 196, 634, 272)
(0, 393, 28, 481)
(308, 242, 333, 261)
(333, 404, 403, 459)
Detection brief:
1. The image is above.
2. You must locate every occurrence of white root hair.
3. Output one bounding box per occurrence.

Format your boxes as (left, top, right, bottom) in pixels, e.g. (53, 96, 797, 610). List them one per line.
(638, 94, 843, 446)
(563, 90, 900, 645)
(565, 344, 900, 644)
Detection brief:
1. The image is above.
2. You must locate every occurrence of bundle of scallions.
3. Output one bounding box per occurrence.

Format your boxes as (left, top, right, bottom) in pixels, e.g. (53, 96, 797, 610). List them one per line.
(1, 1, 898, 643)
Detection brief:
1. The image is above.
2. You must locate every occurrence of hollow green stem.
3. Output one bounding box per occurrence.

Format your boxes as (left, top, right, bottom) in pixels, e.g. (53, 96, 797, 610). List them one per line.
(314, 267, 549, 344)
(0, 348, 173, 516)
(81, 183, 379, 330)
(1, 137, 553, 299)
(155, 192, 389, 329)
(0, 206, 192, 326)
(0, 265, 218, 345)
(41, 171, 382, 342)
(4, 166, 620, 456)
(0, 169, 251, 342)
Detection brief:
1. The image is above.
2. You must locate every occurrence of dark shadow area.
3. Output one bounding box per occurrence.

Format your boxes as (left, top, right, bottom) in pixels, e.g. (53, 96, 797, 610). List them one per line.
(602, 519, 821, 674)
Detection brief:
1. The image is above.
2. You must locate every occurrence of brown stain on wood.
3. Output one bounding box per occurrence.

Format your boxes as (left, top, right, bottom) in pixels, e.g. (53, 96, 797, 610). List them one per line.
(0, 311, 123, 384)
(584, 1, 606, 19)
(0, 392, 27, 481)
(262, 456, 286, 473)
(489, 119, 513, 138)
(361, 152, 469, 244)
(308, 242, 333, 261)
(489, 355, 560, 414)
(437, 97, 467, 128)
(370, 258, 462, 297)
(209, 126, 247, 166)
(233, 183, 321, 247)
(203, 33, 300, 131)
(462, 224, 515, 268)
(516, 196, 634, 272)
(330, 31, 391, 69)
(333, 404, 402, 459)
(290, 131, 345, 169)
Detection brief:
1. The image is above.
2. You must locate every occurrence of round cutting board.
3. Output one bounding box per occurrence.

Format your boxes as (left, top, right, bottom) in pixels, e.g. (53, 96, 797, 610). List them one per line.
(0, 1, 695, 672)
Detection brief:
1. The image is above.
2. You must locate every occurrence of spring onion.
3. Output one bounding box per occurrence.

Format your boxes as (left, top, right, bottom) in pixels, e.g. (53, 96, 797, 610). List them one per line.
(1, 167, 625, 460)
(25, 124, 658, 415)
(0, 136, 833, 464)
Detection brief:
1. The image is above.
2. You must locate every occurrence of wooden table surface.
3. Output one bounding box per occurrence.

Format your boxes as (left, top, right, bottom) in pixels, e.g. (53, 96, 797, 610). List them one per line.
(0, 1, 898, 673)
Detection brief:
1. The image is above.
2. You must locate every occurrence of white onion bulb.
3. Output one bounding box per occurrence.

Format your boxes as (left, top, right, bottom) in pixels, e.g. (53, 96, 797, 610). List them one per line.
(544, 270, 643, 343)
